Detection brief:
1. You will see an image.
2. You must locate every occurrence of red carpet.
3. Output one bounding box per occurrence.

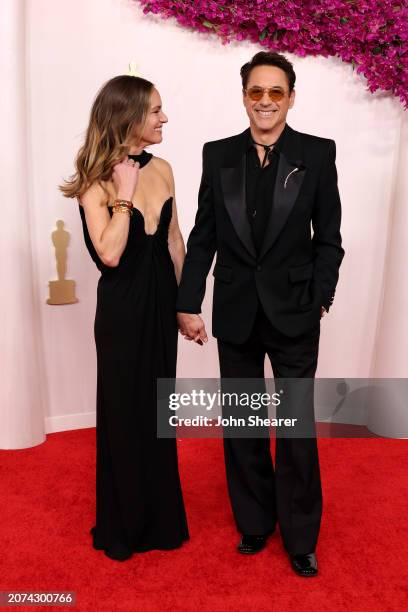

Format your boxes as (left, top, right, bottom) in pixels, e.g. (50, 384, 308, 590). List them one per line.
(1, 431, 407, 611)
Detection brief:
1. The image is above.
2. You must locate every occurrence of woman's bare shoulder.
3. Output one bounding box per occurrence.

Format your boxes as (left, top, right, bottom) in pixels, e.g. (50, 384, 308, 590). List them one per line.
(151, 155, 172, 175)
(79, 181, 112, 208)
(151, 156, 174, 189)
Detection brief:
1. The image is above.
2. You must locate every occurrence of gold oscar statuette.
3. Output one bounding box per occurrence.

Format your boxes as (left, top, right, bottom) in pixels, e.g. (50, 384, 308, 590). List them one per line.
(47, 219, 78, 305)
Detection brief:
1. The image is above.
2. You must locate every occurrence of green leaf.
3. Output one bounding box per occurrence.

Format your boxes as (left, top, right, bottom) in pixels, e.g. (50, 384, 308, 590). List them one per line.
(259, 28, 268, 41)
(340, 17, 348, 24)
(202, 20, 214, 29)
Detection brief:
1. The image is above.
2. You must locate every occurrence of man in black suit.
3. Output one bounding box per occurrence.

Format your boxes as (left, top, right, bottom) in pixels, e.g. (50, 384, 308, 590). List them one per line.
(176, 52, 344, 577)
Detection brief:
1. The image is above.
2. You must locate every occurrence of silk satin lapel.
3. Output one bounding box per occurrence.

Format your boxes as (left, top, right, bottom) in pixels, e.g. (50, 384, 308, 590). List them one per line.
(220, 158, 257, 259)
(258, 153, 306, 260)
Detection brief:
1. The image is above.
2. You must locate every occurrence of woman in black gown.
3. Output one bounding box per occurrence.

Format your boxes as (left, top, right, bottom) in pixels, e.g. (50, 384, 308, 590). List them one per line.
(60, 75, 189, 560)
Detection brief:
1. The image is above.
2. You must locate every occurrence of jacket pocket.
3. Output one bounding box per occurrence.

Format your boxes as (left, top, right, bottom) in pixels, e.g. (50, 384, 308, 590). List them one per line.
(212, 263, 233, 283)
(288, 262, 314, 283)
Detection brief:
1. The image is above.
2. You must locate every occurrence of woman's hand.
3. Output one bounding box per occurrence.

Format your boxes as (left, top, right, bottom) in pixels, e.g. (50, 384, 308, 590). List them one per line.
(112, 157, 140, 201)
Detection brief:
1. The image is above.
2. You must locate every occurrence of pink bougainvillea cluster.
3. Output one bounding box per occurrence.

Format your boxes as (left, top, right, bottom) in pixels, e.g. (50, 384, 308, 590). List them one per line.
(137, 0, 407, 107)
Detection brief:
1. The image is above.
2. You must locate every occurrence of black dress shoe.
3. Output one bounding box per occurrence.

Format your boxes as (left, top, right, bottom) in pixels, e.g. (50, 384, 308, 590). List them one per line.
(290, 552, 318, 577)
(237, 534, 269, 554)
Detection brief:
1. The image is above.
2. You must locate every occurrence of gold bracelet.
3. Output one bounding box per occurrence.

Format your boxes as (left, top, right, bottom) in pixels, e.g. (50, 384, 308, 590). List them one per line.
(113, 199, 133, 209)
(112, 205, 132, 217)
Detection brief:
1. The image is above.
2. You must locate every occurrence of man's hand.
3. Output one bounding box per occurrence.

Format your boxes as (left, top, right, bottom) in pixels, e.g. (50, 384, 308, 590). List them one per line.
(321, 306, 327, 318)
(177, 313, 208, 345)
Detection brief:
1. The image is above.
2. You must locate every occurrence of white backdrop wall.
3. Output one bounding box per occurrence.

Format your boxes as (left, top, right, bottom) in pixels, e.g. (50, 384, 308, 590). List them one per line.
(1, 0, 406, 447)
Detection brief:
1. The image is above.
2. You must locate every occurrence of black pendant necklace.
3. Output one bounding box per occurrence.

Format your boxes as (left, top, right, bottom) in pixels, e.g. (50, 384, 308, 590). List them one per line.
(252, 140, 277, 168)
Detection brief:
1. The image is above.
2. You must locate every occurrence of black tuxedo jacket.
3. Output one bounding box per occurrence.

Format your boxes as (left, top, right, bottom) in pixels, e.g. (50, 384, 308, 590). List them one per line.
(176, 124, 345, 343)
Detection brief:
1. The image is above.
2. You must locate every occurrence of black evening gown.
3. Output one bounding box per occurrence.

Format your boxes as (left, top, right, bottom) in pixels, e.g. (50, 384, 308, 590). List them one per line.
(78, 150, 189, 560)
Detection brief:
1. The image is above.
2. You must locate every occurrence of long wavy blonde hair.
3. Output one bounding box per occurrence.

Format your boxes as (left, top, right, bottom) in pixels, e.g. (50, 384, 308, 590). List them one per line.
(60, 75, 154, 199)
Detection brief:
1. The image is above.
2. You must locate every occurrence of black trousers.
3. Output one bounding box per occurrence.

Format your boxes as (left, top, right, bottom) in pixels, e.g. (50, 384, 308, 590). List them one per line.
(217, 301, 322, 555)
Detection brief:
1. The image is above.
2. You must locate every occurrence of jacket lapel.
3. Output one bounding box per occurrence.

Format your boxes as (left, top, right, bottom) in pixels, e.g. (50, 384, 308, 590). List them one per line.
(220, 129, 257, 259)
(258, 125, 306, 261)
(220, 125, 306, 261)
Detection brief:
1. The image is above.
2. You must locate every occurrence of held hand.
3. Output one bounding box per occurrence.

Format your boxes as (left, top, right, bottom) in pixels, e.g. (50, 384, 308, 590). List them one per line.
(177, 313, 208, 345)
(112, 157, 140, 201)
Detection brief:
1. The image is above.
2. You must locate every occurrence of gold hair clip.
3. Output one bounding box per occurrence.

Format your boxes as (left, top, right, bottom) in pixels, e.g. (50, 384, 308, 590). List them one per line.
(127, 62, 141, 77)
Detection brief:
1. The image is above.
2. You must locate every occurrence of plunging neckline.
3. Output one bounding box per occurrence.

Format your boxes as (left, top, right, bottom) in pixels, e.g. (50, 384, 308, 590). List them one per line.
(125, 151, 172, 235)
(109, 196, 173, 236)
(133, 196, 173, 236)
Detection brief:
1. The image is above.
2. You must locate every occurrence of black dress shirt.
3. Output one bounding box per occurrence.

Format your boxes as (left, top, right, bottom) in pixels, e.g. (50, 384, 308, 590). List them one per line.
(245, 124, 287, 254)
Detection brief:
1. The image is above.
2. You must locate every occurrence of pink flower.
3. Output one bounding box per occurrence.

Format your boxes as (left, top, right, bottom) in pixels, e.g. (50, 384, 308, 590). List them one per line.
(136, 0, 408, 108)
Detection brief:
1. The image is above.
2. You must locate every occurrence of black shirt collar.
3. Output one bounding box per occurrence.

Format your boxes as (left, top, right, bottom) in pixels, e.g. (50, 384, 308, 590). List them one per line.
(246, 123, 288, 155)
